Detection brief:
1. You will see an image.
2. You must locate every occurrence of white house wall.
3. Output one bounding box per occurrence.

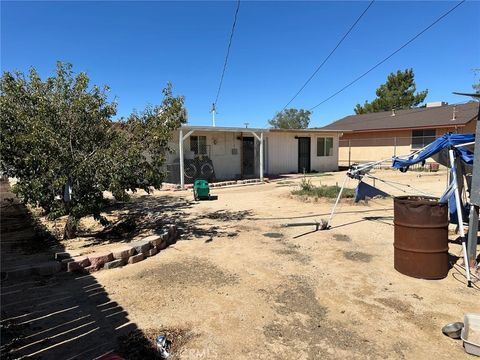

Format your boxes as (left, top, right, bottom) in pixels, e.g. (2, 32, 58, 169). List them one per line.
(167, 131, 243, 180)
(267, 132, 339, 174)
(166, 130, 339, 182)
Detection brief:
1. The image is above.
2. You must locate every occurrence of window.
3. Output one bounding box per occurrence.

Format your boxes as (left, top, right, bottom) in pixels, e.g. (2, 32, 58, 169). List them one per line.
(411, 129, 436, 149)
(317, 137, 333, 157)
(190, 136, 207, 155)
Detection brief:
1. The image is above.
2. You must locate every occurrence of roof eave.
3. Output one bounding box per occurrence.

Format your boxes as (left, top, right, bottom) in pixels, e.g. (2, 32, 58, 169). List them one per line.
(180, 125, 268, 133)
(339, 123, 468, 133)
(269, 128, 351, 133)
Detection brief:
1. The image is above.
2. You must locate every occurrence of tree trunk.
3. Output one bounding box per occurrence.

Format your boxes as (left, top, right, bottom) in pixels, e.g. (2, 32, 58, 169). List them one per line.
(63, 215, 78, 239)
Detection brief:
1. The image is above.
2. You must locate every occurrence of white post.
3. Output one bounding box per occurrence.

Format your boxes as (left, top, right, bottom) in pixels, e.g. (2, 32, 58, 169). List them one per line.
(249, 131, 264, 182)
(448, 149, 472, 287)
(326, 174, 348, 228)
(260, 132, 264, 182)
(179, 128, 185, 189)
(211, 103, 216, 127)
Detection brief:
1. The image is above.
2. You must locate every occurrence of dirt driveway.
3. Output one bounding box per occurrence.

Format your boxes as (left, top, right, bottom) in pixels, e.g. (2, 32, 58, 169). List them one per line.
(90, 169, 479, 359)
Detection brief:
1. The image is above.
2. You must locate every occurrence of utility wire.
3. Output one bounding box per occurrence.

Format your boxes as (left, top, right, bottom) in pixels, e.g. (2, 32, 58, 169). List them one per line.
(309, 0, 465, 111)
(282, 0, 375, 110)
(213, 0, 241, 108)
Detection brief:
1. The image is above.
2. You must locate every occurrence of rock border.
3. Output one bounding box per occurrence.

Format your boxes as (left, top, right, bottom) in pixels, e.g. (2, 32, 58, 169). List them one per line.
(0, 224, 182, 279)
(60, 224, 180, 273)
(162, 178, 267, 191)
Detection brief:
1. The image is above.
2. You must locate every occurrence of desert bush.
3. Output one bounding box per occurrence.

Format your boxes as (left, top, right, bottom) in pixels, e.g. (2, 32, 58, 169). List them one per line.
(292, 184, 355, 199)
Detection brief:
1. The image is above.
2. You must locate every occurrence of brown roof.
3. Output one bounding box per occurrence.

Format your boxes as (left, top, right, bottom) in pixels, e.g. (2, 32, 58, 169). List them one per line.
(321, 102, 479, 132)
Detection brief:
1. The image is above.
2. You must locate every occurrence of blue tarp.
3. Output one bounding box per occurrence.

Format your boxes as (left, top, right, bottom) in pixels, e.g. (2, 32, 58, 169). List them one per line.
(438, 165, 471, 225)
(392, 133, 475, 225)
(392, 133, 475, 170)
(354, 181, 390, 203)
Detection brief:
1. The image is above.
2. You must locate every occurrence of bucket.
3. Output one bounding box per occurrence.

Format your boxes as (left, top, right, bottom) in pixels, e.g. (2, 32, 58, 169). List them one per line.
(393, 196, 449, 279)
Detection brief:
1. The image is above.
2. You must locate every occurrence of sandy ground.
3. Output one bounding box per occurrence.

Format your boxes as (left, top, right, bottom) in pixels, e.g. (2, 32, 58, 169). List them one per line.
(2, 169, 479, 359)
(90, 169, 478, 359)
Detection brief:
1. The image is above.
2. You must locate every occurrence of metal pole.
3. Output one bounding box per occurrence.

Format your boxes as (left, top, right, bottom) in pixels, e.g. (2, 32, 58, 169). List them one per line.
(466, 99, 480, 270)
(467, 205, 479, 267)
(211, 103, 216, 127)
(326, 174, 348, 228)
(348, 140, 351, 167)
(179, 128, 185, 189)
(449, 149, 472, 287)
(259, 132, 264, 182)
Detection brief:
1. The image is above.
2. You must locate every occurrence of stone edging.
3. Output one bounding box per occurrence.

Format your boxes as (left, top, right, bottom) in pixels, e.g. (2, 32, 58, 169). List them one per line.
(163, 178, 268, 191)
(4, 224, 182, 279)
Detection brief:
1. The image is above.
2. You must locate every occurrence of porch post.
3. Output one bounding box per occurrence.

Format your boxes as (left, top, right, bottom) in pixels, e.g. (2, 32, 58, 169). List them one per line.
(260, 132, 264, 182)
(249, 131, 264, 182)
(179, 128, 185, 189)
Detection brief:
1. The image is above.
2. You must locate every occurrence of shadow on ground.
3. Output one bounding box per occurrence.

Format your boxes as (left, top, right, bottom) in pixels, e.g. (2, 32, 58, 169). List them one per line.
(1, 272, 139, 359)
(1, 182, 247, 358)
(0, 180, 149, 359)
(77, 195, 252, 246)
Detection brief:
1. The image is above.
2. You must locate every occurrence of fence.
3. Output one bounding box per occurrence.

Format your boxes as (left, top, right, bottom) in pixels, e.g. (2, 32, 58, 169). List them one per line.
(338, 136, 442, 167)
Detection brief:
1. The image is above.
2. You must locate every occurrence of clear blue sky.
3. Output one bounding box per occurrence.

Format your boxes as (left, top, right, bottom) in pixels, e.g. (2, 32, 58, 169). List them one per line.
(2, 1, 479, 128)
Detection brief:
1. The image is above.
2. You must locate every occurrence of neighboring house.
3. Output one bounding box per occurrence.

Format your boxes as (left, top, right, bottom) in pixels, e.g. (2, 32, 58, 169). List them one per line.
(165, 126, 346, 186)
(322, 101, 479, 166)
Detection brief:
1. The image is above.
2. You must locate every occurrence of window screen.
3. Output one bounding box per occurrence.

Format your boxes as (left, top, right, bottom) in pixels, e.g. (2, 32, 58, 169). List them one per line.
(411, 129, 436, 149)
(190, 136, 207, 155)
(317, 137, 333, 157)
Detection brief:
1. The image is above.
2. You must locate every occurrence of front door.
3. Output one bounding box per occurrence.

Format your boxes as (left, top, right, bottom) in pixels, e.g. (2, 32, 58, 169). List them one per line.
(242, 137, 255, 177)
(298, 137, 311, 173)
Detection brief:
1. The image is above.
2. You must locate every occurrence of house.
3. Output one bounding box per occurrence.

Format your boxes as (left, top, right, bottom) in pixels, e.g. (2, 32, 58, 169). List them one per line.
(165, 126, 346, 187)
(322, 101, 479, 166)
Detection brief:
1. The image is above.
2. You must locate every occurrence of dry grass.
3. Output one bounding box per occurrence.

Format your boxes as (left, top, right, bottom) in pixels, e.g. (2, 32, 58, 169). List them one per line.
(292, 181, 355, 199)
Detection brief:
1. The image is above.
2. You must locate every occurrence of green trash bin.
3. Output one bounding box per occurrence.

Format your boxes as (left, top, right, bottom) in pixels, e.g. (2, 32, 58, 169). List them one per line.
(193, 179, 210, 201)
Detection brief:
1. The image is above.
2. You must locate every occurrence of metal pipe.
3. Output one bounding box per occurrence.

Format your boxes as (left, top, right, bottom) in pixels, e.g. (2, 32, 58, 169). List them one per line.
(282, 222, 320, 231)
(179, 128, 185, 189)
(348, 140, 351, 167)
(453, 141, 475, 147)
(364, 174, 432, 196)
(326, 174, 348, 228)
(466, 205, 479, 267)
(260, 132, 264, 182)
(449, 149, 472, 287)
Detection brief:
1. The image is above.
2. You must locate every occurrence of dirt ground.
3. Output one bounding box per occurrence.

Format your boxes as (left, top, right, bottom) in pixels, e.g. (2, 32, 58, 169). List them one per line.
(89, 169, 478, 359)
(3, 169, 479, 359)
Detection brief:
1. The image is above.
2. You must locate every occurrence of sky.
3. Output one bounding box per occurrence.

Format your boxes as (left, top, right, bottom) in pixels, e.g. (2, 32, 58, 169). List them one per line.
(1, 1, 479, 128)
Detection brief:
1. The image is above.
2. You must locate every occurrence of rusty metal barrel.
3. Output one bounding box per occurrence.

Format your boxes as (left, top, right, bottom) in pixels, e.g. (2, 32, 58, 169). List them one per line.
(393, 196, 449, 279)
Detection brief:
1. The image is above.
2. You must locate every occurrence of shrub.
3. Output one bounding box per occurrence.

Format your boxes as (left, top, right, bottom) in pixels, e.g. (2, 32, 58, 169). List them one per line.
(292, 184, 355, 199)
(0, 62, 187, 238)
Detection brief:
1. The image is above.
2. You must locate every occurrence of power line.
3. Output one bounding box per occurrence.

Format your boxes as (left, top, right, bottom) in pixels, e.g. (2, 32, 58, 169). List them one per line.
(213, 0, 241, 108)
(309, 0, 466, 111)
(282, 0, 375, 111)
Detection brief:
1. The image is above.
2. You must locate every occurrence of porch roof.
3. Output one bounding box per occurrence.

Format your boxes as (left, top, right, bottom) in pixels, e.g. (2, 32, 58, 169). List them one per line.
(180, 125, 347, 133)
(180, 125, 267, 133)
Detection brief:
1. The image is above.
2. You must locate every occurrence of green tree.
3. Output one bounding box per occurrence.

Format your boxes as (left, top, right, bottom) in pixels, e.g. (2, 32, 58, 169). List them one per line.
(268, 108, 311, 129)
(354, 69, 428, 114)
(0, 62, 186, 238)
